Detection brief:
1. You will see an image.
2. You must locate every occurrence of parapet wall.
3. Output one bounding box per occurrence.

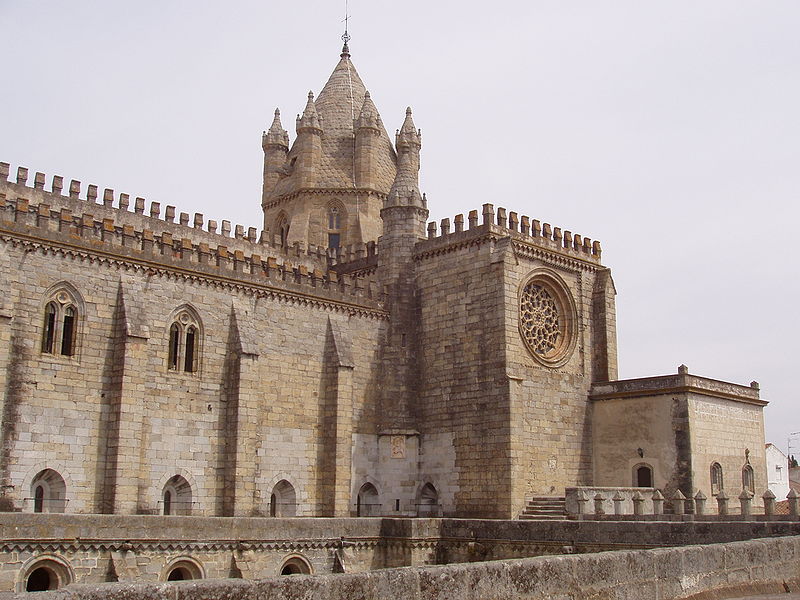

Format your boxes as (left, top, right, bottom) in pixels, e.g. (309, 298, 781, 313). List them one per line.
(420, 203, 602, 263)
(19, 535, 800, 600)
(0, 163, 384, 310)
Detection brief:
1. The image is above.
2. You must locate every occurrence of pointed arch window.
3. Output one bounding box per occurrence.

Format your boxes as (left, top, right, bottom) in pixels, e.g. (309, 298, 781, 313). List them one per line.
(326, 203, 345, 251)
(167, 309, 202, 373)
(41, 289, 80, 357)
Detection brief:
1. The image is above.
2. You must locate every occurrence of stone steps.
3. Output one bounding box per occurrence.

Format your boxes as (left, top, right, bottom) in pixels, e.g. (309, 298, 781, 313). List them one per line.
(519, 496, 567, 520)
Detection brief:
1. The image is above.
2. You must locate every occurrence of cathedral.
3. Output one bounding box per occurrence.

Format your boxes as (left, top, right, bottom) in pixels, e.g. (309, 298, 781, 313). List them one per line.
(0, 41, 767, 521)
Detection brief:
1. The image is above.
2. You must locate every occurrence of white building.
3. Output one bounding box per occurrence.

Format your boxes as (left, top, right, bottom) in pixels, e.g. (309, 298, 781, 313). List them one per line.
(765, 443, 790, 500)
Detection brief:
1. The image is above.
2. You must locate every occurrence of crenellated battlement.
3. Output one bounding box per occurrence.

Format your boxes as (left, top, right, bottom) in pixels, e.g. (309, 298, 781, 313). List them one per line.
(422, 203, 602, 263)
(0, 161, 378, 272)
(0, 166, 385, 312)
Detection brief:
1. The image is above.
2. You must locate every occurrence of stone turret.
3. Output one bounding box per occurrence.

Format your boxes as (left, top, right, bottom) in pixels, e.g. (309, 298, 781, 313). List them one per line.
(354, 91, 383, 191)
(386, 107, 425, 211)
(294, 92, 323, 189)
(261, 109, 289, 209)
(377, 107, 429, 431)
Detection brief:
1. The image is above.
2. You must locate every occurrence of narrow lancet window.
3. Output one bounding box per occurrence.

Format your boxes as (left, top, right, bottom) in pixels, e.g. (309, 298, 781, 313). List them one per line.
(168, 324, 180, 370)
(42, 303, 57, 353)
(61, 306, 75, 356)
(184, 326, 196, 372)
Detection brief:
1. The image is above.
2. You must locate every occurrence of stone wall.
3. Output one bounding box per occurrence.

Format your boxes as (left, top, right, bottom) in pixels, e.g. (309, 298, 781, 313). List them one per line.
(12, 535, 800, 600)
(0, 181, 387, 518)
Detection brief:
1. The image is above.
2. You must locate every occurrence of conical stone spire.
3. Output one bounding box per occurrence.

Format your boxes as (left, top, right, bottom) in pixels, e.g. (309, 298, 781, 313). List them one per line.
(263, 108, 289, 149)
(355, 91, 382, 131)
(387, 107, 423, 208)
(296, 91, 322, 133)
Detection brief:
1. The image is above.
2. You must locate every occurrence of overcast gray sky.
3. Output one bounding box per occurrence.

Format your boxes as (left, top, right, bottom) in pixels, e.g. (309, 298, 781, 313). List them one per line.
(2, 1, 798, 457)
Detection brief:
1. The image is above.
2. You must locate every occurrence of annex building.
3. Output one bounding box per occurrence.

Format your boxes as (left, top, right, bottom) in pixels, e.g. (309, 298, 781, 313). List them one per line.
(0, 41, 768, 524)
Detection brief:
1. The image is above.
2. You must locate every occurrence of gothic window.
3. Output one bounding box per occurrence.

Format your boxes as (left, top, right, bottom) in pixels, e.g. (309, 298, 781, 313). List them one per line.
(742, 464, 755, 494)
(41, 288, 80, 357)
(710, 462, 723, 495)
(167, 309, 202, 373)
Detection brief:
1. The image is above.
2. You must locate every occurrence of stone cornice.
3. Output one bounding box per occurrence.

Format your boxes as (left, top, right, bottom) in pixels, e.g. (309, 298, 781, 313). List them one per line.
(590, 373, 766, 406)
(0, 228, 389, 321)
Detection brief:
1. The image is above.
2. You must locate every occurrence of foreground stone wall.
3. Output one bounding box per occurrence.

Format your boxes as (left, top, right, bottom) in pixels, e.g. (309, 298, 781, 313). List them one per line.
(3, 514, 800, 592)
(19, 535, 800, 600)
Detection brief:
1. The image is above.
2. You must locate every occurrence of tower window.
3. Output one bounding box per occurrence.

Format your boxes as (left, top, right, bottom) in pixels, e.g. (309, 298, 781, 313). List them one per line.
(167, 309, 202, 374)
(326, 204, 345, 250)
(710, 462, 723, 495)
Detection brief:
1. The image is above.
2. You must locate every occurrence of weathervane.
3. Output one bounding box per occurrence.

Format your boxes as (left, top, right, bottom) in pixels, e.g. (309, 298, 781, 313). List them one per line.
(341, 0, 351, 54)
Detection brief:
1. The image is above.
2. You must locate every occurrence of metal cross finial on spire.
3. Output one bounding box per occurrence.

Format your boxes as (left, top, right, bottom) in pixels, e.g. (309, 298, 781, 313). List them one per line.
(341, 0, 351, 57)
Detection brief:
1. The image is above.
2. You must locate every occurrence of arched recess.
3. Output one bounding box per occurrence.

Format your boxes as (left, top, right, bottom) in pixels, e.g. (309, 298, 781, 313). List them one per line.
(632, 463, 654, 488)
(161, 557, 204, 582)
(28, 469, 68, 514)
(21, 462, 74, 514)
(278, 554, 312, 575)
(356, 482, 380, 517)
(269, 479, 296, 517)
(416, 482, 440, 517)
(162, 474, 192, 515)
(17, 555, 74, 592)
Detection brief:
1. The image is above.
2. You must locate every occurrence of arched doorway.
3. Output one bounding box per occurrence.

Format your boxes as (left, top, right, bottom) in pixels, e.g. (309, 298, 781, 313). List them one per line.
(162, 475, 192, 515)
(269, 480, 296, 517)
(30, 470, 67, 513)
(356, 483, 379, 517)
(634, 464, 653, 488)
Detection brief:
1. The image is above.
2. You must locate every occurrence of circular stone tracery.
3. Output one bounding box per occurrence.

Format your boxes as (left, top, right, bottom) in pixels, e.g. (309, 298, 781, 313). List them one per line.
(518, 272, 576, 367)
(520, 284, 560, 356)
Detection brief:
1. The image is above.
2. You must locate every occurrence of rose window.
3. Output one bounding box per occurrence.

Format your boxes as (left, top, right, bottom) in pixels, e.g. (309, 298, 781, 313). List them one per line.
(520, 283, 560, 356)
(518, 271, 577, 367)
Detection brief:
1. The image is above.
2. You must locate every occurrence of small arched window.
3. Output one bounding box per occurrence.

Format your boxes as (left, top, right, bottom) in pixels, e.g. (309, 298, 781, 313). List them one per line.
(710, 462, 723, 495)
(41, 289, 80, 357)
(276, 213, 290, 248)
(34, 485, 44, 513)
(742, 464, 755, 494)
(167, 309, 202, 373)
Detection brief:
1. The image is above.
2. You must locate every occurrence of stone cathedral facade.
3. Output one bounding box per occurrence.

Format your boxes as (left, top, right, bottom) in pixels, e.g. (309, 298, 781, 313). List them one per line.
(0, 43, 768, 521)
